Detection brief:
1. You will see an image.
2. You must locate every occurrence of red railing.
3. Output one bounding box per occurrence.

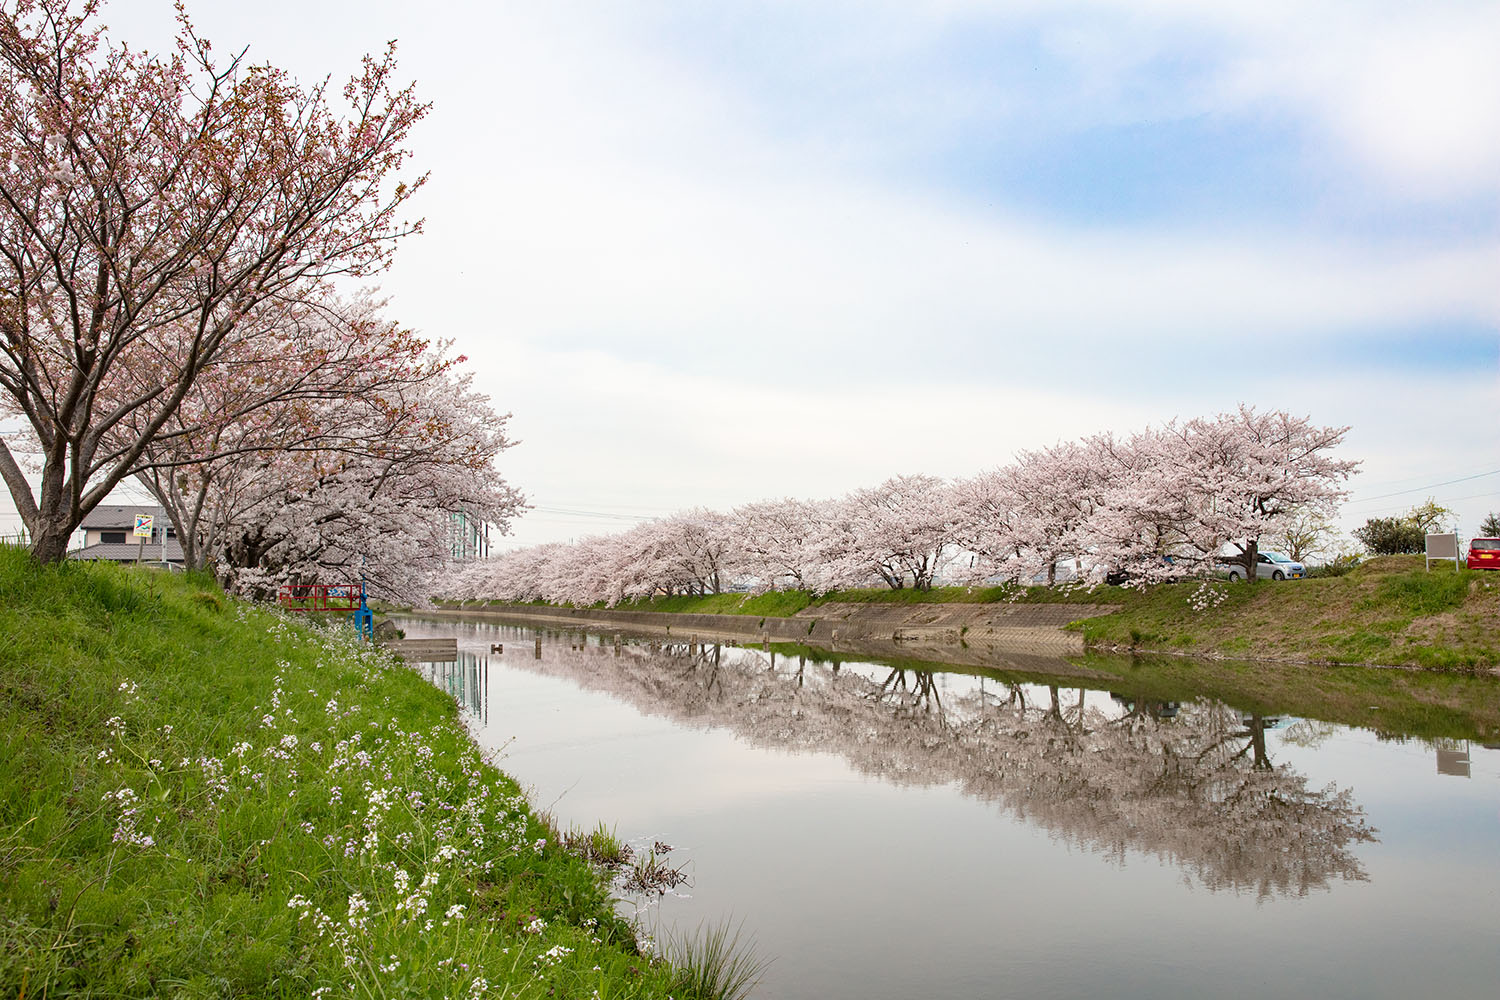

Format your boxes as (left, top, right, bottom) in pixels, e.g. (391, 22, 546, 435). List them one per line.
(276, 582, 365, 612)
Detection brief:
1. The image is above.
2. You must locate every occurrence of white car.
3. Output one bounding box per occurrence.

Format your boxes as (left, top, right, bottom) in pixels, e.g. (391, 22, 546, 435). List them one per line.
(1225, 551, 1305, 581)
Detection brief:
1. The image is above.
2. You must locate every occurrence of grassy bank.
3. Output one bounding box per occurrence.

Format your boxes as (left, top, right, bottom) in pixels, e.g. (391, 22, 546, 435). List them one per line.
(1069, 556, 1499, 670)
(445, 556, 1499, 670)
(0, 547, 716, 998)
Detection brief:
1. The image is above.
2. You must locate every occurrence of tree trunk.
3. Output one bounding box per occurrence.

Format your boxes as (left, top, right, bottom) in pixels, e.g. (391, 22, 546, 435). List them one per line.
(1249, 715, 1271, 770)
(28, 522, 72, 563)
(27, 468, 84, 564)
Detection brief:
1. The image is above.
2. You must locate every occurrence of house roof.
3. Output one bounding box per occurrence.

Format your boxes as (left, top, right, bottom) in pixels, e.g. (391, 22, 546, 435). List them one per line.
(79, 505, 175, 530)
(69, 539, 185, 563)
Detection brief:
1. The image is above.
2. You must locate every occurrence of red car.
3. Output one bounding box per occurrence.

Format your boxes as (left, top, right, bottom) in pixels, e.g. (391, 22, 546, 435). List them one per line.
(1467, 537, 1500, 569)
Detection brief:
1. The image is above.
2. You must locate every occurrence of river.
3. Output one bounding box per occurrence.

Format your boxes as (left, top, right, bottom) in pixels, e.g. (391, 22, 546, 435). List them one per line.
(397, 617, 1500, 1000)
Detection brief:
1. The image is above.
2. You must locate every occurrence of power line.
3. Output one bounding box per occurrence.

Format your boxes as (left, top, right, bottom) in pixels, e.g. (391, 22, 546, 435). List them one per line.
(542, 499, 674, 512)
(528, 506, 651, 523)
(1354, 489, 1500, 518)
(1346, 469, 1500, 506)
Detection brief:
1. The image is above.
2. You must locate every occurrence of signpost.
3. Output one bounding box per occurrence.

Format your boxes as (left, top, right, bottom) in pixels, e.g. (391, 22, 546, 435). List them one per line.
(1425, 532, 1459, 572)
(133, 513, 153, 564)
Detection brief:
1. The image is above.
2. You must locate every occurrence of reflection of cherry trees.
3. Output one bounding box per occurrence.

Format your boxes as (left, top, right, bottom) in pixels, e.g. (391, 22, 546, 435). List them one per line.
(494, 631, 1374, 899)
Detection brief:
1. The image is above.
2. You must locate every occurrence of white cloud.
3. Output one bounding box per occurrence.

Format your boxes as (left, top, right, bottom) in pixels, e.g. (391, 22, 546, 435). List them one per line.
(1209, 3, 1500, 198)
(479, 341, 1500, 551)
(9, 1, 1494, 554)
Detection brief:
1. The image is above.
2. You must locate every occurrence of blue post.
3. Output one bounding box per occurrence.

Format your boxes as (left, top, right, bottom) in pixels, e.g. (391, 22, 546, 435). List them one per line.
(350, 576, 374, 641)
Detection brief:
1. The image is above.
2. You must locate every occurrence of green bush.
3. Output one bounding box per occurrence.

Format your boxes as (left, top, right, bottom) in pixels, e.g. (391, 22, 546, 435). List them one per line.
(1308, 555, 1361, 578)
(1353, 517, 1426, 555)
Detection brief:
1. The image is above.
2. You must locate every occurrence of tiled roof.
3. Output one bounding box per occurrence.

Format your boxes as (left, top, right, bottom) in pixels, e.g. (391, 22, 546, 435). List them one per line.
(69, 540, 185, 563)
(79, 505, 175, 530)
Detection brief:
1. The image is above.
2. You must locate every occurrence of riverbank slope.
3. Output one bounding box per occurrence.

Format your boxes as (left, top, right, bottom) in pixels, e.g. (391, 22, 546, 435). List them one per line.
(440, 556, 1499, 670)
(0, 547, 696, 998)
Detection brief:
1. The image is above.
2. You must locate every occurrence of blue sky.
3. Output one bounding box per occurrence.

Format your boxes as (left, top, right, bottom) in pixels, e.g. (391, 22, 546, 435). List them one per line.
(2, 0, 1497, 548)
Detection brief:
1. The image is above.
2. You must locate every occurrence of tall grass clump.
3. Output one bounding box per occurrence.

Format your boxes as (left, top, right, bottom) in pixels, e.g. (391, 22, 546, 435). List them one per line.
(664, 921, 771, 1000)
(0, 544, 691, 998)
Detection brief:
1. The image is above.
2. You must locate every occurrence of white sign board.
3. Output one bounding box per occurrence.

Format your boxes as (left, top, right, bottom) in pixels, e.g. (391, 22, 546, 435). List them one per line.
(1425, 532, 1458, 571)
(133, 513, 154, 539)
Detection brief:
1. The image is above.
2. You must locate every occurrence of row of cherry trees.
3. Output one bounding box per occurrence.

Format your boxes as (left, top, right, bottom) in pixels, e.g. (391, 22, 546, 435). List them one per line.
(0, 2, 521, 599)
(450, 406, 1356, 604)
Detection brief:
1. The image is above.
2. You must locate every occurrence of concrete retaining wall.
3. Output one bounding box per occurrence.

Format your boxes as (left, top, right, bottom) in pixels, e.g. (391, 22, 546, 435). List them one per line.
(429, 600, 1120, 659)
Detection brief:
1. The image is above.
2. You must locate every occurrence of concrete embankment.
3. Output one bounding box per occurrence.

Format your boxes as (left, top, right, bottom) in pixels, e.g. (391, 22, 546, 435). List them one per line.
(428, 600, 1122, 661)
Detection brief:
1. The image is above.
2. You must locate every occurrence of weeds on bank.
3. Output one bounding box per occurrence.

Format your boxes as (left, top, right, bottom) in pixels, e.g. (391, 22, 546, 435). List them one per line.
(0, 546, 705, 999)
(664, 922, 771, 1000)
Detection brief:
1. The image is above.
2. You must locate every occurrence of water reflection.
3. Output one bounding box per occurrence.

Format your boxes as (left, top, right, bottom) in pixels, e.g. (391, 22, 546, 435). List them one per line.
(467, 628, 1377, 899)
(425, 653, 489, 724)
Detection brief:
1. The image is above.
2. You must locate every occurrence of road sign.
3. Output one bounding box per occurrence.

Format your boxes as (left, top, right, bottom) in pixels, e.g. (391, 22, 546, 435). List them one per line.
(133, 513, 153, 538)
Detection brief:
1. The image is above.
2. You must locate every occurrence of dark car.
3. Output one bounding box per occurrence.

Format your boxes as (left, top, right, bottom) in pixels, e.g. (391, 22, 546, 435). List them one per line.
(1466, 537, 1500, 570)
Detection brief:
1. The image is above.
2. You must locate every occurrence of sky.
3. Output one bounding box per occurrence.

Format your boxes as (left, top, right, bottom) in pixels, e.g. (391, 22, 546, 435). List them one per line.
(2, 0, 1497, 552)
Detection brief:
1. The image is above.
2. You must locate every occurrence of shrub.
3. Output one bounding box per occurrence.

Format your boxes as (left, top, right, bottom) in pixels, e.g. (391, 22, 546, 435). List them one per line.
(1353, 517, 1425, 555)
(1308, 555, 1361, 578)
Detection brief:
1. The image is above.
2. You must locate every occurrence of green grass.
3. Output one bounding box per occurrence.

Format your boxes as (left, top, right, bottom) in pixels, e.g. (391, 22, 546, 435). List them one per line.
(663, 921, 771, 1000)
(456, 582, 1137, 618)
(613, 591, 817, 617)
(1372, 571, 1471, 616)
(562, 822, 633, 869)
(1068, 556, 1499, 669)
(0, 545, 700, 998)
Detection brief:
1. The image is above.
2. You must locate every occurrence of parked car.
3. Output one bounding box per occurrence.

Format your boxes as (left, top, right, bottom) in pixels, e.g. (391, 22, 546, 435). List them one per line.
(1223, 551, 1305, 581)
(1466, 537, 1500, 570)
(1104, 555, 1175, 586)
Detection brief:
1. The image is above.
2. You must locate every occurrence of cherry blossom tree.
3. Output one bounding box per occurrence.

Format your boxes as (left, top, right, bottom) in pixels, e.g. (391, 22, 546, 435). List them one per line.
(0, 0, 427, 561)
(965, 444, 1109, 585)
(649, 508, 736, 596)
(124, 290, 455, 570)
(832, 474, 959, 590)
(208, 365, 522, 603)
(949, 467, 1023, 583)
(729, 497, 833, 593)
(1164, 406, 1358, 583)
(1081, 427, 1198, 584)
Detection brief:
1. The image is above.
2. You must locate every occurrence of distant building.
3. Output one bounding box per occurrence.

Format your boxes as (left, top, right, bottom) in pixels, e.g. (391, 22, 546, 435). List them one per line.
(69, 505, 185, 565)
(450, 509, 489, 560)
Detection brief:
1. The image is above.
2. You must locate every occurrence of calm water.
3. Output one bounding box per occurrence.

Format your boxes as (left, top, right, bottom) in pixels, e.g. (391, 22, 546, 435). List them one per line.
(399, 618, 1500, 1000)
